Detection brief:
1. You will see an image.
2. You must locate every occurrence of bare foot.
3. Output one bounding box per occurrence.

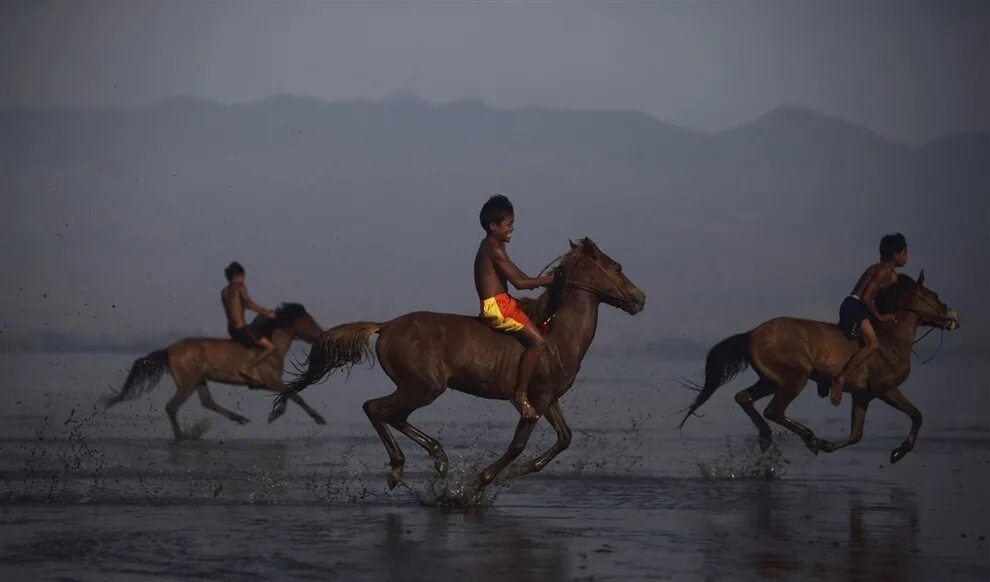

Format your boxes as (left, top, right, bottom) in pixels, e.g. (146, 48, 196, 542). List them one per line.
(830, 377, 844, 407)
(513, 395, 540, 420)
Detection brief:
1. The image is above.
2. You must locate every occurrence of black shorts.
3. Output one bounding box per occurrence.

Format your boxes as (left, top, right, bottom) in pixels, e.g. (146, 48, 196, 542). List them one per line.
(229, 323, 263, 348)
(838, 296, 871, 340)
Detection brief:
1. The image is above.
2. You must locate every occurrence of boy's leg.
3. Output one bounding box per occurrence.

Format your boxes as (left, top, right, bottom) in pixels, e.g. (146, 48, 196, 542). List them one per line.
(513, 322, 547, 420)
(832, 319, 880, 406)
(240, 336, 275, 382)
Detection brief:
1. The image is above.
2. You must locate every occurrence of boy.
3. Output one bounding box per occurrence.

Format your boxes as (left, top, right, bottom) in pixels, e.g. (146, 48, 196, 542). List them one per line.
(831, 233, 908, 405)
(221, 261, 277, 382)
(475, 195, 555, 420)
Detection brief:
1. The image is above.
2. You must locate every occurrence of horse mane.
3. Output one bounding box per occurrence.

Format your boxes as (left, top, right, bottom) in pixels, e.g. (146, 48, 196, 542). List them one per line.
(877, 274, 916, 314)
(276, 302, 308, 324)
(248, 303, 309, 339)
(520, 266, 567, 323)
(520, 241, 589, 324)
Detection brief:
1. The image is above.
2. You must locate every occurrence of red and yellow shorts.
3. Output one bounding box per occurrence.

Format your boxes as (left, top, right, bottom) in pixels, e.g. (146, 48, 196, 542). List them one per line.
(480, 293, 529, 333)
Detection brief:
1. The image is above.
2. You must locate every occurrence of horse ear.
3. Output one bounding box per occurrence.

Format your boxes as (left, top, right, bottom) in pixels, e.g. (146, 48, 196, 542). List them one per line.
(569, 239, 579, 249)
(918, 269, 925, 285)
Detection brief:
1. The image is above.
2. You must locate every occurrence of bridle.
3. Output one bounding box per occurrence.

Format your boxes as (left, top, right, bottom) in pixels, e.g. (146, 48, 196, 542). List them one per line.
(535, 252, 639, 332)
(563, 254, 638, 310)
(901, 287, 951, 364)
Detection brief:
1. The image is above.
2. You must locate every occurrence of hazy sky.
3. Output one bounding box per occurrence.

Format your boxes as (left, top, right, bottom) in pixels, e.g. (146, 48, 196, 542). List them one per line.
(2, 1, 987, 144)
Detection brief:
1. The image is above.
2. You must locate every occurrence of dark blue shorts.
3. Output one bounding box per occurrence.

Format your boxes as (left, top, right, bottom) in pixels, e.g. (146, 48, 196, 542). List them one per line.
(228, 322, 263, 348)
(839, 296, 871, 339)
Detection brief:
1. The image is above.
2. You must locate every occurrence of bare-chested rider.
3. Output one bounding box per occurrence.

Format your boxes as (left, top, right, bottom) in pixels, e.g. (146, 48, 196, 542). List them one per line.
(831, 233, 908, 405)
(221, 261, 276, 382)
(475, 195, 554, 420)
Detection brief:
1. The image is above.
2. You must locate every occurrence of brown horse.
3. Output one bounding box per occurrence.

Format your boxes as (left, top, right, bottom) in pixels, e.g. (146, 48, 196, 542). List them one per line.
(105, 303, 324, 440)
(271, 238, 646, 491)
(679, 272, 959, 464)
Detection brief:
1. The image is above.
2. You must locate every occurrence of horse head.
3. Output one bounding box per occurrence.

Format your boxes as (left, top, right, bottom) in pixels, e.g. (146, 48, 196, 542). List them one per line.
(274, 303, 324, 343)
(557, 238, 646, 315)
(879, 271, 959, 331)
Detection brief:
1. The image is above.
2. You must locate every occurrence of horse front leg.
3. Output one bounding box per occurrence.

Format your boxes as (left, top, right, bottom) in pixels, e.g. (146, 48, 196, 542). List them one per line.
(821, 392, 872, 453)
(288, 393, 327, 425)
(877, 386, 922, 464)
(475, 416, 539, 490)
(505, 400, 571, 480)
(195, 383, 250, 425)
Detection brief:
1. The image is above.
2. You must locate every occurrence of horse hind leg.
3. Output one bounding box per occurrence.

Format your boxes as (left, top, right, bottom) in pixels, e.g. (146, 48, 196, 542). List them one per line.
(734, 378, 776, 452)
(195, 383, 250, 425)
(384, 389, 449, 477)
(165, 383, 195, 441)
(364, 392, 409, 490)
(762, 374, 823, 454)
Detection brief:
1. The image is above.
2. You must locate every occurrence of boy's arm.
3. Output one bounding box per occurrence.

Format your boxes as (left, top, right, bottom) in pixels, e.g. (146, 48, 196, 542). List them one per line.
(861, 271, 897, 323)
(492, 247, 554, 290)
(239, 287, 276, 318)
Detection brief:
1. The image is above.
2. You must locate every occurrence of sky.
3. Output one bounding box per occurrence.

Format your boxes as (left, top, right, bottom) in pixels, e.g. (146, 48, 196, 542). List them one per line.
(0, 0, 986, 353)
(2, 0, 988, 144)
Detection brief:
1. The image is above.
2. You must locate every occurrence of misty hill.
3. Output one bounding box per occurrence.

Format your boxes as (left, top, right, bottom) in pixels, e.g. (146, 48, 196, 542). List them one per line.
(1, 94, 986, 355)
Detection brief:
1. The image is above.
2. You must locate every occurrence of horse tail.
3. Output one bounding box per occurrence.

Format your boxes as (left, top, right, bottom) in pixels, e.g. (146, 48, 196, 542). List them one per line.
(678, 333, 751, 428)
(104, 349, 169, 408)
(269, 322, 381, 422)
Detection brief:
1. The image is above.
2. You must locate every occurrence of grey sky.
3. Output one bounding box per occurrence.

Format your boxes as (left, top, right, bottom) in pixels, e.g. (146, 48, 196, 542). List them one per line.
(2, 1, 987, 144)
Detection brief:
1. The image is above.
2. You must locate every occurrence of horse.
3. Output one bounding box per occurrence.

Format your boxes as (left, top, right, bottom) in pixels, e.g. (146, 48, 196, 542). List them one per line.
(105, 303, 324, 440)
(271, 238, 646, 492)
(679, 272, 959, 464)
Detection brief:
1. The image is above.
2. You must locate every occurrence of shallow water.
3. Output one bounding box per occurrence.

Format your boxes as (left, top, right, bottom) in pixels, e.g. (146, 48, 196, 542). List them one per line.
(1, 353, 988, 580)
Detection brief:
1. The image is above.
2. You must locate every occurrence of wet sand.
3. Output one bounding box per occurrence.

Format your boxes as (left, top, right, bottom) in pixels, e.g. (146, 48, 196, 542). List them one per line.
(1, 353, 988, 580)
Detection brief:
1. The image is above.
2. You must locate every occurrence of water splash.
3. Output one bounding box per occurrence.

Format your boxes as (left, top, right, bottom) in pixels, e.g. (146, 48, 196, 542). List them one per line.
(695, 435, 790, 480)
(406, 449, 506, 508)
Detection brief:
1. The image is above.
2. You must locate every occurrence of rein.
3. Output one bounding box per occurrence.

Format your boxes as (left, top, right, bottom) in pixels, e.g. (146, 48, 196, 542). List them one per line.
(564, 255, 635, 309)
(908, 304, 948, 364)
(901, 289, 950, 364)
(535, 252, 635, 332)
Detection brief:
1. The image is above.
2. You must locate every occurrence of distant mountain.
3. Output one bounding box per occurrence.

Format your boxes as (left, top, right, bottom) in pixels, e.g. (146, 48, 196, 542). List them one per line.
(1, 95, 986, 352)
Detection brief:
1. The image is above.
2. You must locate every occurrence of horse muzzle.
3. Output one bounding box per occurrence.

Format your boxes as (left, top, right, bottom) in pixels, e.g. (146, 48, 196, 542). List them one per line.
(624, 290, 647, 315)
(946, 309, 960, 331)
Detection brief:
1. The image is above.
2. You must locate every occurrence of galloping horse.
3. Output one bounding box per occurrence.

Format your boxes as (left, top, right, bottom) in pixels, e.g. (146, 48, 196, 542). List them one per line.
(105, 303, 324, 440)
(272, 238, 646, 491)
(680, 272, 959, 464)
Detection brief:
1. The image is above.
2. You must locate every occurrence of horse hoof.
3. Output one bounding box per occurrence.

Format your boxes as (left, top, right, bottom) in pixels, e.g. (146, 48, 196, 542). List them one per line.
(820, 441, 835, 453)
(234, 416, 250, 425)
(387, 464, 404, 490)
(269, 403, 287, 423)
(759, 435, 772, 453)
(890, 446, 910, 464)
(434, 457, 448, 477)
(804, 437, 820, 455)
(313, 415, 327, 425)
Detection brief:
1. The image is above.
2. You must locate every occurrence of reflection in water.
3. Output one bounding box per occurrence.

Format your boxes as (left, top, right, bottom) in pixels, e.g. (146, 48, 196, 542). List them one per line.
(377, 509, 568, 582)
(720, 482, 920, 579)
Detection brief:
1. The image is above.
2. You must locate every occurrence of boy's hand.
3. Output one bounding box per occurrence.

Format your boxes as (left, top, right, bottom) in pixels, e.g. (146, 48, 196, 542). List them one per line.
(878, 314, 897, 324)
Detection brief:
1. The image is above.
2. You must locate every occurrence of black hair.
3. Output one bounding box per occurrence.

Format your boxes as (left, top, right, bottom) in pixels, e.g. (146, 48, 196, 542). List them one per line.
(479, 194, 514, 233)
(879, 233, 907, 261)
(224, 261, 245, 281)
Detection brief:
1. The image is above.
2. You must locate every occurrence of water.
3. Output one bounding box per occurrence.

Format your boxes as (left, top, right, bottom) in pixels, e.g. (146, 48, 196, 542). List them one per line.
(1, 352, 988, 580)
